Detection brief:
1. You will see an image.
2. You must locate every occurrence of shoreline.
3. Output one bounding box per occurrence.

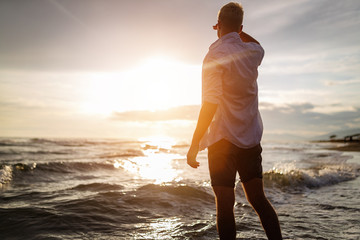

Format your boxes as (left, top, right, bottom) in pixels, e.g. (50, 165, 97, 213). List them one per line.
(324, 142, 360, 152)
(312, 140, 360, 152)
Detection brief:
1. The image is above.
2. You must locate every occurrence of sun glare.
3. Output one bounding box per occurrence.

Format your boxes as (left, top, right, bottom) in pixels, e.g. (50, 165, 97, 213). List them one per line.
(113, 136, 183, 184)
(138, 135, 177, 149)
(80, 56, 201, 115)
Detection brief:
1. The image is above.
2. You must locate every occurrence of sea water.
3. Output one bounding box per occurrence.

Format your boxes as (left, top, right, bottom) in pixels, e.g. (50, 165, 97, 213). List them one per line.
(0, 137, 359, 240)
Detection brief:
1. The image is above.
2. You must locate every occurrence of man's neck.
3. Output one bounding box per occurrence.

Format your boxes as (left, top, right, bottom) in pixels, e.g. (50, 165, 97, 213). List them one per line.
(219, 30, 238, 38)
(219, 29, 236, 38)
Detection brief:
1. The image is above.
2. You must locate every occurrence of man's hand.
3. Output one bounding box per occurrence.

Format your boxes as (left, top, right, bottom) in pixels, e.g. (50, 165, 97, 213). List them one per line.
(187, 144, 200, 168)
(239, 31, 260, 45)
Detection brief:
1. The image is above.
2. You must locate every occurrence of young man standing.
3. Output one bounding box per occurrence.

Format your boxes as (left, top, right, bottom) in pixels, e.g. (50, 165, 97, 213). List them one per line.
(187, 2, 282, 240)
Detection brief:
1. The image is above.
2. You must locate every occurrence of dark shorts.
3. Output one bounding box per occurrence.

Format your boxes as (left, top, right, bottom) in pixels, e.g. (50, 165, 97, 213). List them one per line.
(208, 139, 263, 188)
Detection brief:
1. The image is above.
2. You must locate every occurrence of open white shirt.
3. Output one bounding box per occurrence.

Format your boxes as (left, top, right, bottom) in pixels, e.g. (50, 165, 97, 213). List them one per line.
(199, 32, 265, 150)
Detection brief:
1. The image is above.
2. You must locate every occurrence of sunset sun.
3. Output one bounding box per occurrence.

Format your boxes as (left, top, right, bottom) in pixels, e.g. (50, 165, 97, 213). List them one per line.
(129, 56, 185, 111)
(81, 56, 201, 115)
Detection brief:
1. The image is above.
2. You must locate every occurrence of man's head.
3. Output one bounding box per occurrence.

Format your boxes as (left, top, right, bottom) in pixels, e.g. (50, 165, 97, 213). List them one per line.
(214, 2, 244, 38)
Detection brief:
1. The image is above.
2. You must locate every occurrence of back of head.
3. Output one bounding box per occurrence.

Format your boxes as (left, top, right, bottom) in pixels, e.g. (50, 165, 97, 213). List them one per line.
(218, 2, 244, 32)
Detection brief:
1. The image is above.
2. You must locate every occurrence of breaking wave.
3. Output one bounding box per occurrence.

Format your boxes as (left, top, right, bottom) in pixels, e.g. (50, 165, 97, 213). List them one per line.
(264, 164, 359, 190)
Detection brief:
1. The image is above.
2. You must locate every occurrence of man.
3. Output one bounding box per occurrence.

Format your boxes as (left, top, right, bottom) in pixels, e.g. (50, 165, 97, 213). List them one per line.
(187, 2, 282, 240)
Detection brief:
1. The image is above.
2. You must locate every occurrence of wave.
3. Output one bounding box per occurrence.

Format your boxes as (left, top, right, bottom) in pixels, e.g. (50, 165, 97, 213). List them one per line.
(0, 149, 73, 156)
(70, 182, 124, 192)
(99, 149, 144, 159)
(36, 161, 116, 173)
(0, 205, 135, 239)
(29, 138, 98, 147)
(0, 137, 142, 148)
(263, 164, 359, 190)
(5, 161, 117, 183)
(2, 159, 141, 187)
(316, 203, 360, 212)
(137, 183, 213, 200)
(0, 138, 32, 147)
(0, 138, 71, 147)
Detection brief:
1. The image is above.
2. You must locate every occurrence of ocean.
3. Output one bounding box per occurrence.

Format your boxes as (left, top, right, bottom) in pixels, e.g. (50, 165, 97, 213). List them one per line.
(0, 137, 359, 240)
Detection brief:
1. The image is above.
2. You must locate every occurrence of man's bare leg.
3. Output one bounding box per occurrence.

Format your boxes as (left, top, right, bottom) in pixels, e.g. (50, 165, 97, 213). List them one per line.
(213, 186, 236, 240)
(242, 178, 282, 240)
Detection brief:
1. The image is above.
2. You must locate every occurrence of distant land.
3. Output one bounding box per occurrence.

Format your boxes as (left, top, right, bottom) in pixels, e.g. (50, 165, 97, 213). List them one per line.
(311, 128, 360, 141)
(262, 128, 360, 142)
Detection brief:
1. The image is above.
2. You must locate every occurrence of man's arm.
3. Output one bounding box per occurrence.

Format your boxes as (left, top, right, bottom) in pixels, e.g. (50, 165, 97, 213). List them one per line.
(187, 101, 218, 168)
(239, 31, 260, 45)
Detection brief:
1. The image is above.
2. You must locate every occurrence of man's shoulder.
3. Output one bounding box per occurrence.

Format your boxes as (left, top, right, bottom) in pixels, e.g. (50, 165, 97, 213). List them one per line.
(207, 41, 262, 63)
(206, 40, 229, 62)
(243, 41, 264, 54)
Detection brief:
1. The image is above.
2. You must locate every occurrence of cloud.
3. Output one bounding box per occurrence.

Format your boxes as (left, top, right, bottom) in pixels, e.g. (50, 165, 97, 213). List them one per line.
(111, 105, 200, 122)
(2, 0, 358, 72)
(256, 0, 360, 85)
(257, 0, 360, 50)
(261, 50, 360, 76)
(324, 79, 360, 86)
(259, 102, 360, 136)
(244, 0, 312, 37)
(111, 103, 360, 138)
(0, 0, 217, 71)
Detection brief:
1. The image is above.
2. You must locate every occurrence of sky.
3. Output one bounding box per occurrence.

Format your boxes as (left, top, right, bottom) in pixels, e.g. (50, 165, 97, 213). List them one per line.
(0, 0, 359, 140)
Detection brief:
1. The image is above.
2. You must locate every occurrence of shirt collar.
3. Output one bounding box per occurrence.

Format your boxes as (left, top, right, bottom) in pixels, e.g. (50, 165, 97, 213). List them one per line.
(209, 32, 241, 50)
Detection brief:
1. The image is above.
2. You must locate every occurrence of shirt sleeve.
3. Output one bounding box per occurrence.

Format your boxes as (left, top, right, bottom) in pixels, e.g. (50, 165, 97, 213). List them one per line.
(202, 57, 223, 104)
(246, 42, 265, 66)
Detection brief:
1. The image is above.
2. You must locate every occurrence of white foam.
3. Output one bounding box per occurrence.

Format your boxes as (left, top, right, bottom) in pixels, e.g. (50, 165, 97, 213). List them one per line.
(0, 165, 13, 186)
(265, 163, 358, 189)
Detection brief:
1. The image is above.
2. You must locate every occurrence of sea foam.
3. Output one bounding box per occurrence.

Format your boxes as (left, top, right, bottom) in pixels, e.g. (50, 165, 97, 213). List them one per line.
(0, 165, 12, 186)
(264, 163, 358, 190)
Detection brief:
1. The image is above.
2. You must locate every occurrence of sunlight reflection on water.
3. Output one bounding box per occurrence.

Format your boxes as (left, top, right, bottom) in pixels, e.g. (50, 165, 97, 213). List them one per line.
(114, 136, 184, 184)
(132, 217, 183, 239)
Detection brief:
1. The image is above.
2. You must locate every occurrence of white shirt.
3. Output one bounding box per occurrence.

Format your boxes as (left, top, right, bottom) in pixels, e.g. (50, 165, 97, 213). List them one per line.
(199, 32, 264, 150)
